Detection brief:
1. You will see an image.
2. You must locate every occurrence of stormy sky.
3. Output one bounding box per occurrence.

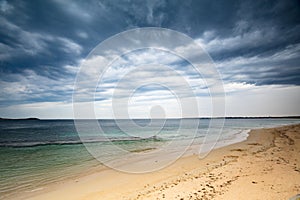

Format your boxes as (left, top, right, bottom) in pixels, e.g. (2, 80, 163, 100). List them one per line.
(0, 0, 299, 118)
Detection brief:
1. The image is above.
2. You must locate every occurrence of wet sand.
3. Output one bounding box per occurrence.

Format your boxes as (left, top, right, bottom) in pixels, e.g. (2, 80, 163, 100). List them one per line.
(25, 124, 300, 200)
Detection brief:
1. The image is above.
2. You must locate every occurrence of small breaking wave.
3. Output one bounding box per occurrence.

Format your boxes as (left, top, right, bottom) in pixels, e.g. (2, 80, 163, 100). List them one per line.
(0, 135, 162, 148)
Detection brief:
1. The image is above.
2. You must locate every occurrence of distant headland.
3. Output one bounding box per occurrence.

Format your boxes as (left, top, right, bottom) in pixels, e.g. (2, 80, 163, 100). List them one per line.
(0, 117, 40, 121)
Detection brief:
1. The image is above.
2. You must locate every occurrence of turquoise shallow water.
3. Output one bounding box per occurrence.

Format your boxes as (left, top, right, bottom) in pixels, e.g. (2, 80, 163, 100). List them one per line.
(0, 143, 97, 199)
(0, 118, 299, 199)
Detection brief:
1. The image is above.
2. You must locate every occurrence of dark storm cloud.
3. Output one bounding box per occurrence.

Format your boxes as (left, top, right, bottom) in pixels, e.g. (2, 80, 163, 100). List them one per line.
(0, 0, 125, 76)
(194, 0, 300, 85)
(211, 1, 300, 59)
(0, 0, 299, 107)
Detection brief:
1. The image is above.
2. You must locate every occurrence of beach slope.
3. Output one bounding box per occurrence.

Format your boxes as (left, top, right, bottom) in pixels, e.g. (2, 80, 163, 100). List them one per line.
(26, 124, 300, 200)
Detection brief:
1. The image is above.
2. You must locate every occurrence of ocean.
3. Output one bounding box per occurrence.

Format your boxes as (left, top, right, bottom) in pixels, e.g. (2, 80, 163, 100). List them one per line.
(0, 118, 299, 199)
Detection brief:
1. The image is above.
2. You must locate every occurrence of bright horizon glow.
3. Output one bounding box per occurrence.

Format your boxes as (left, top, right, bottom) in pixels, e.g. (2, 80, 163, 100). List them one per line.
(1, 84, 299, 119)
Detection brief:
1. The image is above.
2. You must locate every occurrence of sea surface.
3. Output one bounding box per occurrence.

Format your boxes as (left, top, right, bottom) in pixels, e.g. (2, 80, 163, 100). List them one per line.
(0, 118, 299, 199)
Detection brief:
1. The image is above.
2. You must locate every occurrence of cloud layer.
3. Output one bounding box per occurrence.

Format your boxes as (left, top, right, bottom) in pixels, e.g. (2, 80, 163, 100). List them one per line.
(0, 0, 299, 118)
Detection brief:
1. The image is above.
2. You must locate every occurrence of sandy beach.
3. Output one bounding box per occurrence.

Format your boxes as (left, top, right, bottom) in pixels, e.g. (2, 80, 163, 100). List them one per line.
(23, 124, 300, 200)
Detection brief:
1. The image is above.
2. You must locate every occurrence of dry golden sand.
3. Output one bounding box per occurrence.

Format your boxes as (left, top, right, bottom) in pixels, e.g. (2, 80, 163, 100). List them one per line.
(26, 124, 300, 200)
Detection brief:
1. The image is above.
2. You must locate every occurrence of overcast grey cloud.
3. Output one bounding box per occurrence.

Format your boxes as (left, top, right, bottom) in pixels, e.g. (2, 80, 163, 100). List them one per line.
(0, 0, 299, 118)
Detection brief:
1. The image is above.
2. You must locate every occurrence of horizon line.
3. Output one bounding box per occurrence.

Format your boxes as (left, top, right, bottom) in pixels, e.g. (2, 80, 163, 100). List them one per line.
(1, 116, 300, 120)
